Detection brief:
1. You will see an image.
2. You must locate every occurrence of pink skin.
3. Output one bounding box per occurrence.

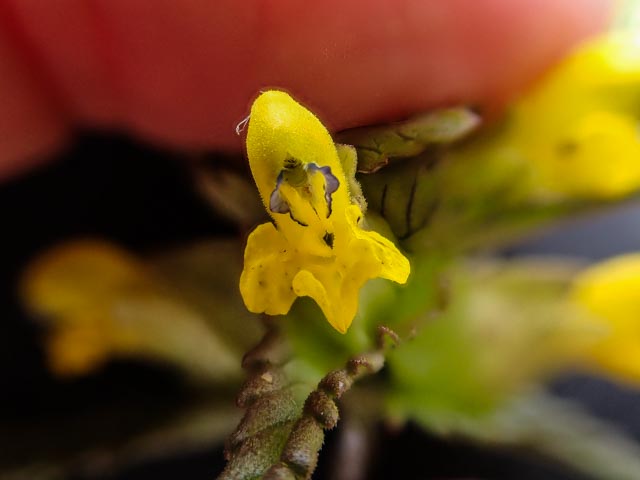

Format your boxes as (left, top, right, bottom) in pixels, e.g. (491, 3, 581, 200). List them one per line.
(0, 0, 612, 180)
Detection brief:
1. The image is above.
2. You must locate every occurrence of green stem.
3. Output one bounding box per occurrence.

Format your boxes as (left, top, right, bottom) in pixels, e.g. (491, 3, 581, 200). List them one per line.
(262, 327, 397, 480)
(218, 324, 399, 480)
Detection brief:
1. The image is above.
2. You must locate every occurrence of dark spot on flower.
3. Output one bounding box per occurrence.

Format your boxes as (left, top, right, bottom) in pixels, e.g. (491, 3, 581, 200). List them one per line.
(284, 156, 301, 170)
(323, 232, 334, 248)
(556, 140, 579, 157)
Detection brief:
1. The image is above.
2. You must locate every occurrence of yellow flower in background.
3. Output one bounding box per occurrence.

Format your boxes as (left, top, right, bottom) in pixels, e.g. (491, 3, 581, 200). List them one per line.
(239, 91, 410, 333)
(22, 242, 150, 375)
(22, 241, 241, 378)
(571, 253, 640, 382)
(512, 33, 640, 199)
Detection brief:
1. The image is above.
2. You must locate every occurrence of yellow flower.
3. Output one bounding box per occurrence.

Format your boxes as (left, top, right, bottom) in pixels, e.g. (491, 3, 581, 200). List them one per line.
(239, 91, 410, 333)
(21, 241, 242, 378)
(512, 33, 640, 199)
(571, 253, 640, 382)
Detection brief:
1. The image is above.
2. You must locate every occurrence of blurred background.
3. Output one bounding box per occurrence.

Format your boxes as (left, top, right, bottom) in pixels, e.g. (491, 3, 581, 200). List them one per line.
(5, 132, 640, 480)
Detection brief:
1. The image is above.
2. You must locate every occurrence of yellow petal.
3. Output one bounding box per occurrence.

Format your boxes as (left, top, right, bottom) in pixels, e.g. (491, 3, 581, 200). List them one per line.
(21, 241, 151, 316)
(276, 181, 334, 257)
(246, 91, 350, 221)
(511, 33, 640, 200)
(340, 205, 411, 285)
(571, 254, 640, 382)
(47, 317, 111, 376)
(572, 254, 640, 330)
(531, 111, 640, 198)
(292, 269, 357, 334)
(289, 206, 410, 333)
(239, 222, 298, 316)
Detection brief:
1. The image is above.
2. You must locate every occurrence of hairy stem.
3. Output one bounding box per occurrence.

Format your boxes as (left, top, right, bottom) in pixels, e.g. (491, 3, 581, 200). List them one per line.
(218, 324, 399, 480)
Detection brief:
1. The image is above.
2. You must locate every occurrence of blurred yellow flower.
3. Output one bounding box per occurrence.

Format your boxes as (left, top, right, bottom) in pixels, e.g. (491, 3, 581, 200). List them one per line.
(239, 91, 410, 333)
(22, 241, 241, 378)
(513, 33, 640, 199)
(571, 253, 640, 382)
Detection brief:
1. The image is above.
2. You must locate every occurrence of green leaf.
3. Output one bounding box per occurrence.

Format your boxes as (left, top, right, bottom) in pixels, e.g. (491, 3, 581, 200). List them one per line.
(356, 122, 608, 253)
(336, 107, 480, 173)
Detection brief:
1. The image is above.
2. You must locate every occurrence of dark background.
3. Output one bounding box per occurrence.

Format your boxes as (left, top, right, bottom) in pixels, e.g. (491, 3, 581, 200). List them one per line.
(2, 133, 640, 479)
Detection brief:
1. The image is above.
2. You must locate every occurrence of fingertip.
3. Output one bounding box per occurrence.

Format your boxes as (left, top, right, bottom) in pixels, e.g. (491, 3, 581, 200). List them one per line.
(0, 24, 68, 180)
(250, 0, 613, 132)
(3, 0, 614, 158)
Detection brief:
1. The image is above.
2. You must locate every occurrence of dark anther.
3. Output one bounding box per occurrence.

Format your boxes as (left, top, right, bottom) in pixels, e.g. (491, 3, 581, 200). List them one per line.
(284, 156, 301, 170)
(323, 232, 334, 248)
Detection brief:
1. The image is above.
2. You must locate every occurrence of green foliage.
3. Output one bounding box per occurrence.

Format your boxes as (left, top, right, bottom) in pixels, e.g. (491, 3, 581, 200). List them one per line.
(337, 107, 480, 173)
(386, 259, 594, 422)
(411, 391, 640, 480)
(357, 126, 598, 254)
(219, 327, 387, 480)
